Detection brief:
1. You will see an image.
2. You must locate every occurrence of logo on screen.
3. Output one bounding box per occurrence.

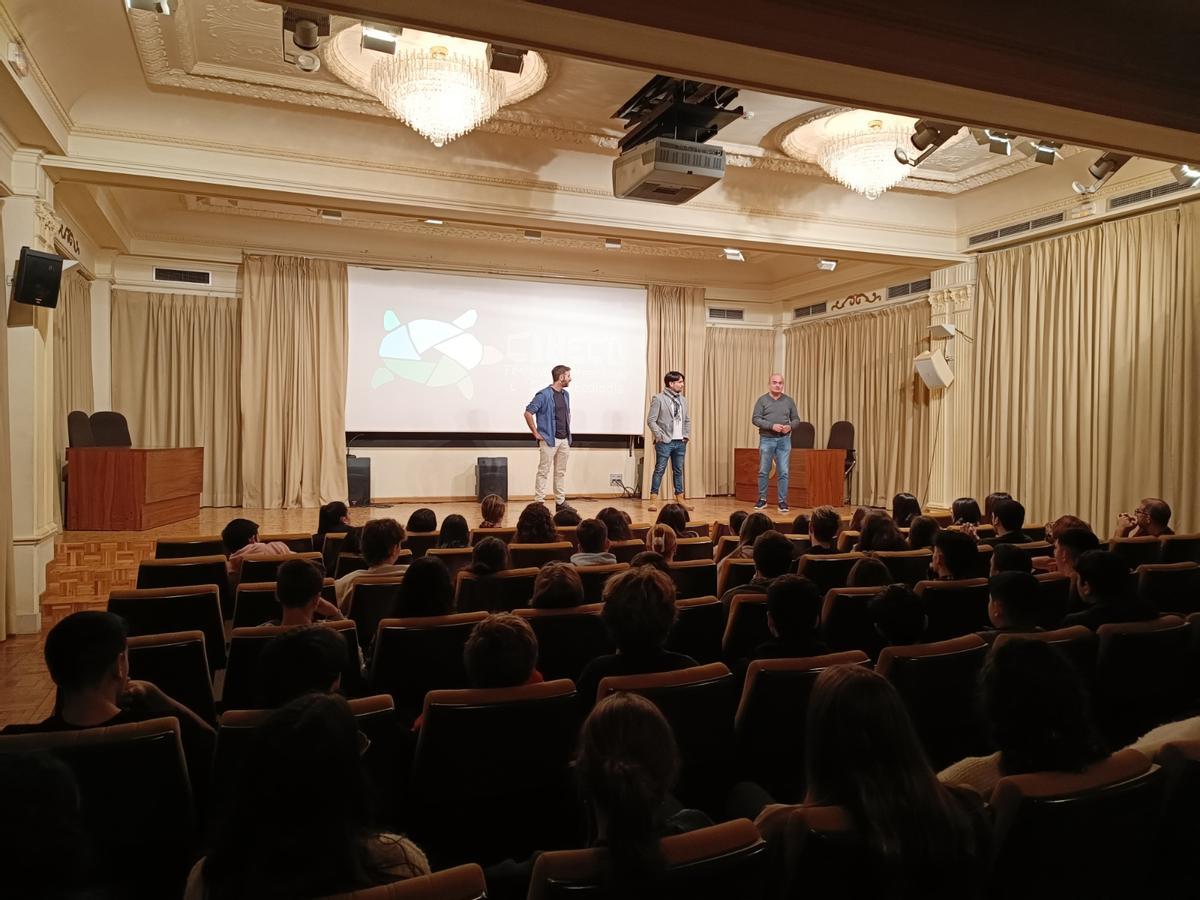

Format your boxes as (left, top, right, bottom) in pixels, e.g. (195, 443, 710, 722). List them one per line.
(371, 308, 503, 399)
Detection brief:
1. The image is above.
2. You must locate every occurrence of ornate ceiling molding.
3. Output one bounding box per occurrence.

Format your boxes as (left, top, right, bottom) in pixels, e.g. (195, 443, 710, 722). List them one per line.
(0, 3, 73, 132)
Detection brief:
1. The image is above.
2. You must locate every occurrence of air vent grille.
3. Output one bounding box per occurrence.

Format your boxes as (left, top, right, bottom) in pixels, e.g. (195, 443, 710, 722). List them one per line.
(968, 230, 999, 246)
(968, 210, 1066, 247)
(708, 307, 744, 321)
(154, 267, 212, 285)
(793, 302, 827, 319)
(1030, 212, 1065, 229)
(909, 278, 931, 293)
(887, 278, 931, 299)
(1108, 180, 1192, 211)
(997, 221, 1031, 238)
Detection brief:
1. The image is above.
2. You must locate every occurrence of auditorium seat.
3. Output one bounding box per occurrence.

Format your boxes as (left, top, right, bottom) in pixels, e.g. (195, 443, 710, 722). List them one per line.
(718, 558, 757, 596)
(774, 804, 894, 897)
(155, 535, 225, 559)
(575, 562, 629, 603)
(967, 544, 994, 579)
(869, 549, 933, 586)
(715, 534, 741, 563)
(554, 525, 579, 549)
(410, 680, 582, 865)
(687, 521, 713, 538)
(629, 523, 652, 541)
(1153, 741, 1200, 870)
(136, 555, 233, 619)
(513, 604, 613, 682)
(426, 546, 473, 583)
(402, 531, 440, 559)
(344, 576, 406, 653)
(787, 536, 813, 560)
(109, 583, 226, 672)
(369, 612, 487, 722)
(1136, 562, 1200, 615)
(667, 595, 724, 664)
(470, 527, 517, 545)
(915, 578, 990, 641)
(598, 663, 737, 812)
(318, 864, 488, 900)
(734, 652, 869, 802)
(240, 551, 325, 584)
(0, 717, 196, 897)
(223, 620, 365, 709)
(609, 538, 645, 563)
(127, 630, 216, 724)
(456, 567, 539, 613)
(509, 541, 573, 568)
(992, 626, 1098, 682)
(721, 593, 769, 661)
(797, 553, 863, 594)
(667, 560, 718, 599)
(675, 536, 715, 562)
(335, 553, 369, 579)
(1109, 536, 1163, 570)
(989, 749, 1161, 899)
(321, 531, 349, 573)
(835, 531, 860, 552)
(971, 523, 996, 541)
(1094, 616, 1190, 744)
(1159, 532, 1200, 565)
(231, 578, 338, 629)
(819, 586, 885, 657)
(528, 818, 767, 900)
(258, 532, 315, 553)
(876, 634, 988, 769)
(1033, 572, 1072, 629)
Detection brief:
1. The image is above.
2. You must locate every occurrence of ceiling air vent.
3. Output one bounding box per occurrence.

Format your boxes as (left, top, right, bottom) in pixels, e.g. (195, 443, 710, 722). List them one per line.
(968, 211, 1066, 247)
(154, 267, 212, 285)
(909, 278, 931, 294)
(793, 301, 827, 319)
(997, 221, 1031, 239)
(1030, 212, 1065, 229)
(708, 307, 744, 321)
(1108, 180, 1192, 211)
(968, 229, 999, 246)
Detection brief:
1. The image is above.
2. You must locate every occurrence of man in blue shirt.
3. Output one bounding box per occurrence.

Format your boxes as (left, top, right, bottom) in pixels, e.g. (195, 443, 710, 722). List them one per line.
(524, 364, 574, 512)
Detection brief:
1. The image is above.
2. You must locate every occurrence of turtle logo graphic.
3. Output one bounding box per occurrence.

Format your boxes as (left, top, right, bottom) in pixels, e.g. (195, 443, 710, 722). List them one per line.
(371, 308, 502, 400)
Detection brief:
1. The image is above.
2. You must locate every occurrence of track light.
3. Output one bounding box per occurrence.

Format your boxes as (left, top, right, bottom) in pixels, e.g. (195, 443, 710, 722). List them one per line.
(723, 247, 744, 262)
(894, 120, 961, 167)
(1018, 139, 1063, 165)
(1171, 164, 1200, 187)
(282, 7, 330, 73)
(361, 25, 399, 55)
(1071, 151, 1132, 195)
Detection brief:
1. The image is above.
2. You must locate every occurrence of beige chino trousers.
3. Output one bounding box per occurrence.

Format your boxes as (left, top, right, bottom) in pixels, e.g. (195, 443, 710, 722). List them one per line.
(534, 438, 570, 503)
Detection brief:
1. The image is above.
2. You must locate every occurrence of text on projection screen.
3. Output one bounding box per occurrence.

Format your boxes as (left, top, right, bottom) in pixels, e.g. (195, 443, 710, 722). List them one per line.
(345, 267, 648, 434)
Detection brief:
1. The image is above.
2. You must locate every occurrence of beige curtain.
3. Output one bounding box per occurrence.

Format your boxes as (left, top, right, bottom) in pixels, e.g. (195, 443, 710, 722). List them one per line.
(111, 290, 242, 507)
(53, 271, 95, 524)
(971, 205, 1198, 531)
(784, 300, 932, 507)
(241, 255, 348, 508)
(0, 203, 15, 638)
(642, 284, 707, 498)
(701, 327, 776, 495)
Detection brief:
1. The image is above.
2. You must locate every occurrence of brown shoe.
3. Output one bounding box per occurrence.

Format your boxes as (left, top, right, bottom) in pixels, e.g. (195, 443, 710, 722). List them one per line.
(677, 495, 696, 511)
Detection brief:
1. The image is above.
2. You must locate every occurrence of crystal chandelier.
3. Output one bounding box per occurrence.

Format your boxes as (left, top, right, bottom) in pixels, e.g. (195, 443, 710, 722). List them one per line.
(815, 119, 911, 200)
(371, 45, 505, 147)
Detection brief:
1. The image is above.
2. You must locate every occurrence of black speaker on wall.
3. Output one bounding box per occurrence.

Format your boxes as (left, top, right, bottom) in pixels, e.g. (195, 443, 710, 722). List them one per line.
(347, 454, 371, 506)
(12, 247, 63, 308)
(476, 457, 508, 501)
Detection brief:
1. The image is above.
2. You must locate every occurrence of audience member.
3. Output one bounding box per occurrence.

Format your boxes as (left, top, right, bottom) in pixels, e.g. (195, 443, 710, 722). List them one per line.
(983, 492, 1013, 519)
(849, 506, 874, 532)
(1054, 527, 1101, 581)
(553, 507, 583, 527)
(335, 518, 407, 609)
(315, 501, 350, 549)
(398, 556, 453, 618)
(655, 502, 696, 538)
(575, 693, 712, 890)
(721, 530, 794, 605)
(869, 584, 927, 647)
(855, 513, 908, 553)
(791, 513, 810, 535)
(752, 575, 827, 660)
(939, 639, 1106, 796)
(222, 518, 292, 584)
(479, 494, 507, 529)
(976, 572, 1043, 644)
(187, 694, 428, 898)
(1113, 497, 1174, 539)
(847, 557, 894, 588)
(572, 518, 616, 566)
(515, 502, 558, 544)
(892, 492, 922, 528)
(951, 497, 983, 526)
(596, 507, 633, 541)
(405, 508, 437, 534)
(269, 558, 343, 626)
(805, 506, 841, 554)
(990, 543, 1032, 576)
(990, 499, 1031, 544)
(1063, 550, 1156, 629)
(907, 516, 940, 551)
(1045, 515, 1091, 545)
(464, 614, 543, 688)
(644, 524, 678, 562)
(628, 550, 670, 573)
(257, 626, 349, 707)
(531, 561, 586, 609)
(437, 514, 470, 549)
(728, 509, 749, 539)
(727, 512, 775, 561)
(469, 537, 512, 576)
(932, 530, 978, 580)
(577, 567, 697, 709)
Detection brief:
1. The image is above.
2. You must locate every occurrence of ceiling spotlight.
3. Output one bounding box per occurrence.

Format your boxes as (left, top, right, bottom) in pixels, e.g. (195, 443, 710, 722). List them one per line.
(970, 127, 1018, 155)
(817, 258, 838, 271)
(318, 209, 342, 221)
(126, 0, 171, 12)
(723, 247, 744, 262)
(894, 119, 960, 167)
(294, 51, 321, 73)
(282, 8, 329, 71)
(1172, 163, 1200, 186)
(423, 218, 444, 225)
(1019, 140, 1063, 165)
(1071, 151, 1132, 195)
(361, 25, 399, 54)
(524, 229, 542, 240)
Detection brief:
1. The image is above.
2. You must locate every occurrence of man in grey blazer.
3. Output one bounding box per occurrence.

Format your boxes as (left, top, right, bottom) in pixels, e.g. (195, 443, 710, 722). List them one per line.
(646, 371, 692, 511)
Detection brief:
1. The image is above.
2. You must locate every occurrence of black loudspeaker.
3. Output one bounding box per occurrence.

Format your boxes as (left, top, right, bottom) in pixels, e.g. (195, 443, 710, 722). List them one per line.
(12, 247, 63, 308)
(347, 455, 371, 506)
(477, 457, 508, 501)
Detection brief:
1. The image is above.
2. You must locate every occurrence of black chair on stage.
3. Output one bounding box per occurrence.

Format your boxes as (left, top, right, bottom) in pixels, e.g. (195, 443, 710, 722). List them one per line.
(791, 422, 816, 450)
(90, 411, 133, 447)
(827, 421, 855, 504)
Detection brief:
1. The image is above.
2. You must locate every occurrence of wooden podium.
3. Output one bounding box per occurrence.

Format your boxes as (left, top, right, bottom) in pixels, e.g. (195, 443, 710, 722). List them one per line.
(66, 448, 204, 531)
(733, 448, 845, 508)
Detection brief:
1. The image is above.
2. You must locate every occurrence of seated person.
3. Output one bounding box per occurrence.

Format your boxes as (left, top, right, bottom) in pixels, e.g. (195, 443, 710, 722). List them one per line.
(405, 508, 437, 534)
(791, 513, 810, 535)
(571, 518, 617, 566)
(1054, 527, 1101, 581)
(553, 507, 582, 527)
(989, 499, 1032, 545)
(907, 516, 941, 551)
(266, 558, 343, 626)
(752, 574, 827, 660)
(932, 530, 979, 580)
(468, 536, 511, 576)
(464, 613, 544, 688)
(335, 518, 407, 610)
(655, 502, 697, 538)
(939, 639, 1107, 796)
(726, 512, 774, 562)
(951, 497, 982, 526)
(257, 625, 349, 708)
(892, 492, 922, 528)
(577, 567, 698, 709)
(976, 572, 1043, 644)
(479, 494, 506, 529)
(804, 505, 841, 555)
(645, 524, 678, 562)
(222, 517, 292, 584)
(186, 694, 428, 899)
(436, 514, 470, 549)
(869, 584, 927, 647)
(398, 556, 453, 618)
(1046, 514, 1091, 545)
(990, 543, 1032, 576)
(532, 561, 586, 609)
(855, 513, 908, 553)
(597, 506, 633, 542)
(315, 501, 350, 550)
(1113, 497, 1174, 539)
(1062, 550, 1156, 630)
(515, 502, 559, 544)
(720, 530, 795, 606)
(628, 550, 670, 573)
(727, 509, 748, 539)
(847, 557, 893, 588)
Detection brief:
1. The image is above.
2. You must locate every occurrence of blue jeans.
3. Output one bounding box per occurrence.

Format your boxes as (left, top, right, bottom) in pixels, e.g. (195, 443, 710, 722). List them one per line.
(651, 439, 686, 495)
(758, 434, 791, 504)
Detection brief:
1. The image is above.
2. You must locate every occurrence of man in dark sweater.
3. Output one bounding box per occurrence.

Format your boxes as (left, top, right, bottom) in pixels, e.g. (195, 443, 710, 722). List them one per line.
(990, 498, 1032, 545)
(751, 374, 802, 513)
(751, 574, 828, 660)
(1063, 549, 1157, 630)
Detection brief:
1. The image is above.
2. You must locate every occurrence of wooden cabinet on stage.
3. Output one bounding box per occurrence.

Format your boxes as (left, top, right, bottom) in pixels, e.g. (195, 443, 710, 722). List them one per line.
(66, 448, 204, 531)
(733, 448, 845, 508)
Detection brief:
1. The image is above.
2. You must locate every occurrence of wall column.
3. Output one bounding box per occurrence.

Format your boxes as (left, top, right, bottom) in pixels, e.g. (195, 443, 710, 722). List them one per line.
(926, 260, 976, 510)
(90, 250, 114, 412)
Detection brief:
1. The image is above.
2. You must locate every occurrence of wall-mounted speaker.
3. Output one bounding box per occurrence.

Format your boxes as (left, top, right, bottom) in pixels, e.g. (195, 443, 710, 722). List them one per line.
(12, 247, 63, 308)
(914, 349, 955, 390)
